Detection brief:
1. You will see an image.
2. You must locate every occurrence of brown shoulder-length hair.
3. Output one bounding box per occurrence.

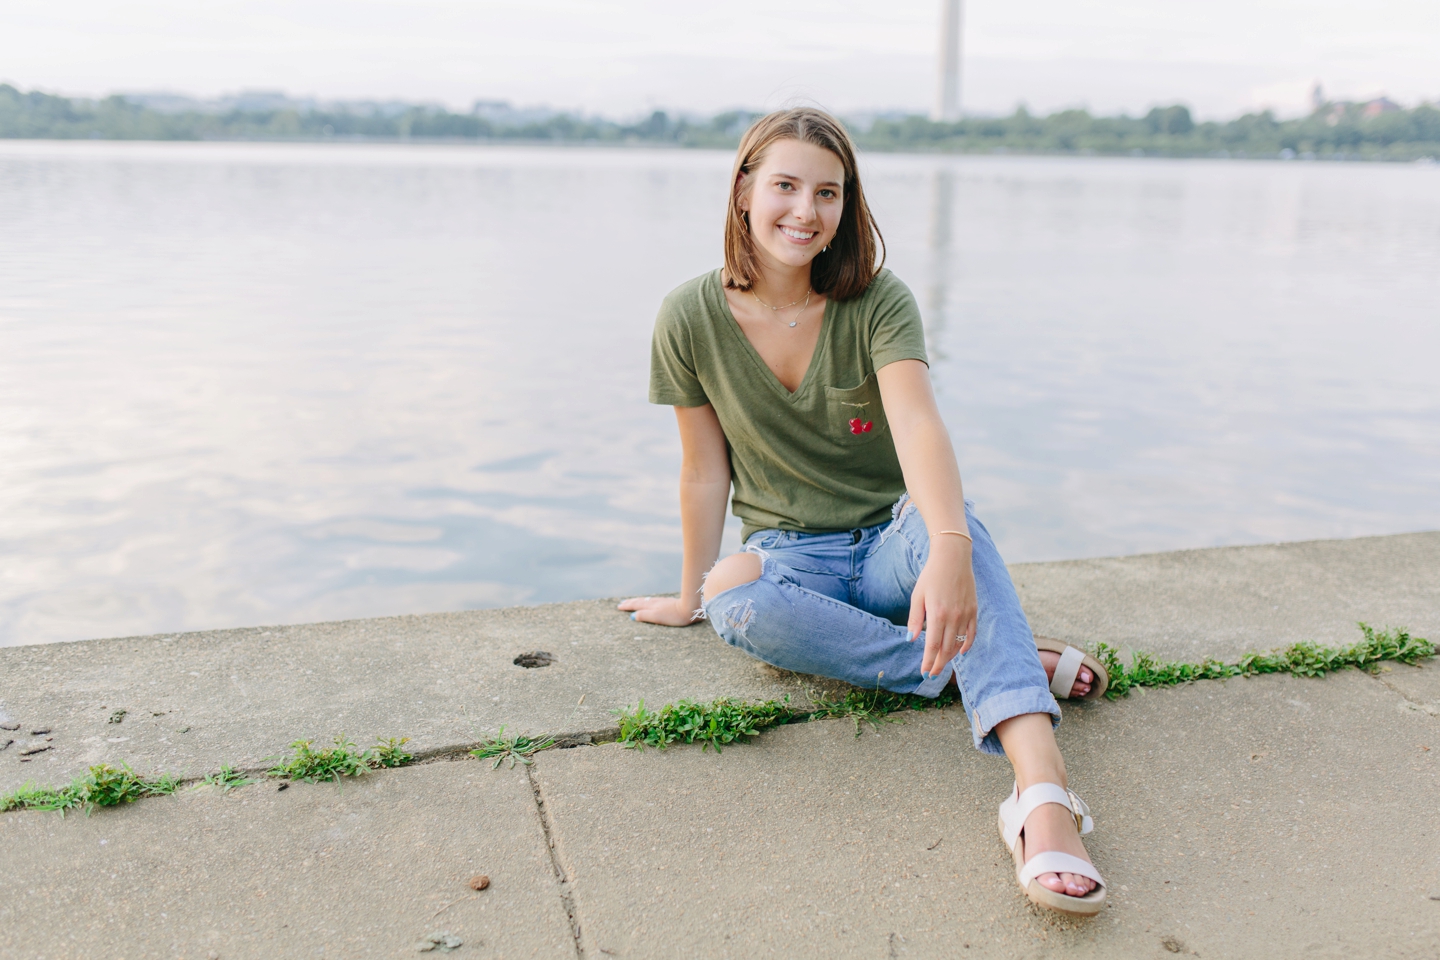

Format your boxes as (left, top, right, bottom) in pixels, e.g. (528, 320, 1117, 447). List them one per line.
(724, 107, 885, 301)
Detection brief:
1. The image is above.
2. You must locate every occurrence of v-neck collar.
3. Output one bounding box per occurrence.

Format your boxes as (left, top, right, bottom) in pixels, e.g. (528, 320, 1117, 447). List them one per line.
(711, 270, 832, 402)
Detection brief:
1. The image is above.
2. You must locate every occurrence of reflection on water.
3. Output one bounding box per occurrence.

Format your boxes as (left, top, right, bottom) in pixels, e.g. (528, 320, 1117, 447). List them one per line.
(924, 169, 955, 363)
(1, 142, 1437, 645)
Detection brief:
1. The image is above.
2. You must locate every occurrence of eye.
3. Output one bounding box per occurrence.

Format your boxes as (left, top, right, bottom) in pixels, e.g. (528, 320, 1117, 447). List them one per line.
(818, 188, 837, 199)
(776, 180, 794, 191)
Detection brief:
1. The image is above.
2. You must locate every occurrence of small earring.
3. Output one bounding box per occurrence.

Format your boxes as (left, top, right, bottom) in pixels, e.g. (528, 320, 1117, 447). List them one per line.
(822, 245, 829, 252)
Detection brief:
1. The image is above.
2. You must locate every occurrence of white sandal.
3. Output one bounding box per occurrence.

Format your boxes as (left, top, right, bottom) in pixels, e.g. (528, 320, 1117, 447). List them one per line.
(998, 782, 1107, 917)
(1035, 635, 1109, 700)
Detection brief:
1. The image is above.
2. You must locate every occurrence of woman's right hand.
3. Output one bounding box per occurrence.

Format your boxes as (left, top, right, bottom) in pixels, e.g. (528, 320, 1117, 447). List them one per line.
(617, 595, 703, 626)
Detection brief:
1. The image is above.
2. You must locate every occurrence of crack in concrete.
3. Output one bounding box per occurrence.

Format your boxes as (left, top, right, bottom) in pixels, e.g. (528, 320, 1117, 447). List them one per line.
(527, 763, 587, 959)
(1363, 670, 1439, 716)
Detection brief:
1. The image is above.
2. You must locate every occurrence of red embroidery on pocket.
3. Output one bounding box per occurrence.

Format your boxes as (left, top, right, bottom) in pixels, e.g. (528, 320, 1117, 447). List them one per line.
(849, 418, 874, 435)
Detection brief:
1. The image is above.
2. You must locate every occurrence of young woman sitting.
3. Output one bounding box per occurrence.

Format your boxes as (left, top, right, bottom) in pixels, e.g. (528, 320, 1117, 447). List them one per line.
(620, 107, 1107, 917)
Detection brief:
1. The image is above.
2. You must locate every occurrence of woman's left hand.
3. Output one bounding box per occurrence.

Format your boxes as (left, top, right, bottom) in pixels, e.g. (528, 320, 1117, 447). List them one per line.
(908, 537, 979, 677)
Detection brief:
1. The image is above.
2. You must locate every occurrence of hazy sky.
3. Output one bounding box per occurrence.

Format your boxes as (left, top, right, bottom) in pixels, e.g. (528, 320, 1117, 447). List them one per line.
(3, 0, 1437, 118)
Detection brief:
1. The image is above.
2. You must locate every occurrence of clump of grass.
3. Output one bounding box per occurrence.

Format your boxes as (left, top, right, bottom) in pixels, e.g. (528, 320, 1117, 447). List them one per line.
(0, 782, 83, 814)
(196, 765, 258, 793)
(372, 737, 414, 767)
(615, 696, 793, 753)
(1, 763, 179, 816)
(268, 737, 373, 783)
(470, 726, 555, 768)
(809, 687, 961, 738)
(267, 735, 416, 783)
(1099, 624, 1434, 699)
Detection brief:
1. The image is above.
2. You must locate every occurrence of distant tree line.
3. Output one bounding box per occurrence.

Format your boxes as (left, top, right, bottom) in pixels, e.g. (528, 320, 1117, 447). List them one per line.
(2, 84, 1436, 160)
(863, 103, 1440, 160)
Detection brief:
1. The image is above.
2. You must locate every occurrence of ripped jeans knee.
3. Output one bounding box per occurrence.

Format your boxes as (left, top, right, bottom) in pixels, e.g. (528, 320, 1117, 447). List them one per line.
(701, 558, 773, 646)
(714, 596, 756, 639)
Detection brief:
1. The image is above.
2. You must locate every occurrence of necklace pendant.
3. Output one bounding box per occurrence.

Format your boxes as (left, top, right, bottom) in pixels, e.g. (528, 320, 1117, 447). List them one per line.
(789, 321, 798, 327)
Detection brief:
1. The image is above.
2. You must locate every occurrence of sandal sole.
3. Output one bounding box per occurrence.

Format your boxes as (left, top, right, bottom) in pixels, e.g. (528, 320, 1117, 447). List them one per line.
(998, 812, 1107, 917)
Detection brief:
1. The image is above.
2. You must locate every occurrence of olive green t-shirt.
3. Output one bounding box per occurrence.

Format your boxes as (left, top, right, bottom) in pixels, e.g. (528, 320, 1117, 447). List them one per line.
(649, 268, 929, 542)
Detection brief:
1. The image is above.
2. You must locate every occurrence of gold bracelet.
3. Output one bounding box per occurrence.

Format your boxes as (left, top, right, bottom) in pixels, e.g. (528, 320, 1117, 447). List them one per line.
(932, 529, 973, 543)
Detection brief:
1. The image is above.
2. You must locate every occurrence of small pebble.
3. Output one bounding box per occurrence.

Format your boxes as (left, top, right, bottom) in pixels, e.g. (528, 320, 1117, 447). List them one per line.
(277, 782, 289, 792)
(179, 727, 191, 733)
(109, 711, 127, 724)
(417, 931, 463, 952)
(468, 874, 490, 891)
(0, 739, 13, 751)
(0, 722, 19, 731)
(31, 728, 51, 735)
(19, 745, 51, 756)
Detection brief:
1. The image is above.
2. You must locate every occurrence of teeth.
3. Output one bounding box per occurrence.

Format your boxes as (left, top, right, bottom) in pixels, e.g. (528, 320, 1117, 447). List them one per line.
(780, 226, 815, 240)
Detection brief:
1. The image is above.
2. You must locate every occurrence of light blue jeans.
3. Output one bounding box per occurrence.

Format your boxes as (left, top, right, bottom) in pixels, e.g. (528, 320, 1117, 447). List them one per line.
(702, 495, 1060, 756)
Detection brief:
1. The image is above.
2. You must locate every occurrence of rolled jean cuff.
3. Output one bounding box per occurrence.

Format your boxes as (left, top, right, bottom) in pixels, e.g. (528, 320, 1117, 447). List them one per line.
(969, 687, 1062, 756)
(911, 656, 955, 698)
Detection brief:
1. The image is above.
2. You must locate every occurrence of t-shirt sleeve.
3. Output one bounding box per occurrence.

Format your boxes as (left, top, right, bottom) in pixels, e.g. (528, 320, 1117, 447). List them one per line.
(866, 272, 929, 371)
(648, 295, 710, 407)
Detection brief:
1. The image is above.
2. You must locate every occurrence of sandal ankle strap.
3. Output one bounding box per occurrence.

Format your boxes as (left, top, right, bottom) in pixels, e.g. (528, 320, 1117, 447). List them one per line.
(1002, 782, 1094, 849)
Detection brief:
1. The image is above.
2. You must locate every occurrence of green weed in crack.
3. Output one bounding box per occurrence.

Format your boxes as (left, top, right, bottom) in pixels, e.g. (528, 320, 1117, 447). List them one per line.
(196, 765, 258, 793)
(372, 737, 415, 768)
(615, 696, 792, 752)
(1, 763, 179, 816)
(1098, 624, 1434, 699)
(267, 735, 416, 783)
(470, 726, 556, 768)
(808, 687, 961, 738)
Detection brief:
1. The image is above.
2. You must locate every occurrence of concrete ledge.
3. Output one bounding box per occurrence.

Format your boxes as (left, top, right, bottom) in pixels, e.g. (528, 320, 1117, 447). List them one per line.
(1, 531, 1436, 795)
(1014, 530, 1440, 661)
(2, 531, 1438, 958)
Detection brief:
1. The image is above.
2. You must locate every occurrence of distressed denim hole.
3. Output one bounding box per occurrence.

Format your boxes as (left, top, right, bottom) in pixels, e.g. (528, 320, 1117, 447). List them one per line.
(722, 598, 756, 637)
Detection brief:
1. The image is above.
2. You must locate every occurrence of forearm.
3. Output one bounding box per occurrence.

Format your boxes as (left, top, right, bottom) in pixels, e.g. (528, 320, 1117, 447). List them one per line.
(677, 475, 730, 612)
(896, 414, 967, 536)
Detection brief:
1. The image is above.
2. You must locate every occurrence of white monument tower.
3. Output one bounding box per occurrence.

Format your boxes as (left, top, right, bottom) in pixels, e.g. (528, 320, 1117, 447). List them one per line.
(932, 0, 963, 121)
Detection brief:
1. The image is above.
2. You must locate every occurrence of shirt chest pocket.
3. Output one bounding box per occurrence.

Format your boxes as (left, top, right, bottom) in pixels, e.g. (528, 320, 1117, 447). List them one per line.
(824, 373, 888, 444)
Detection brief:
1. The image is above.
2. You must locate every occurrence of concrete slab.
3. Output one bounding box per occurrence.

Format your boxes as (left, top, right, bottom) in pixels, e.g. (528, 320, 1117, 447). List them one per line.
(1376, 659, 1440, 718)
(531, 671, 1439, 959)
(1013, 531, 1440, 662)
(2, 532, 1434, 796)
(0, 759, 575, 960)
(0, 602, 841, 794)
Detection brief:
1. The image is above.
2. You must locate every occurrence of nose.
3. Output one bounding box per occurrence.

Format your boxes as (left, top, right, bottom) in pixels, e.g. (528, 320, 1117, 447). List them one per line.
(791, 193, 816, 224)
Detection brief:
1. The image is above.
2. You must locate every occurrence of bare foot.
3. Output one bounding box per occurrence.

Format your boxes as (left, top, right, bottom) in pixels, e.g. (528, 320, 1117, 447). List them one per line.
(1038, 649, 1092, 698)
(1018, 800, 1098, 897)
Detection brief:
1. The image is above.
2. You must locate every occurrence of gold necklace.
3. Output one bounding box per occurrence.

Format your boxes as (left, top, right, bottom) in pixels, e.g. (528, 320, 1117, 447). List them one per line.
(751, 289, 812, 327)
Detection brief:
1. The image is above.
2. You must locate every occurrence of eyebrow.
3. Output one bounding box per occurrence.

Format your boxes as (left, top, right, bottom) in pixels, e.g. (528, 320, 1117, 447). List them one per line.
(772, 171, 843, 188)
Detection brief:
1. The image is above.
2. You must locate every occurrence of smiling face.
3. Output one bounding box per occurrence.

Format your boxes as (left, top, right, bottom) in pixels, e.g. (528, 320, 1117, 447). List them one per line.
(737, 138, 846, 276)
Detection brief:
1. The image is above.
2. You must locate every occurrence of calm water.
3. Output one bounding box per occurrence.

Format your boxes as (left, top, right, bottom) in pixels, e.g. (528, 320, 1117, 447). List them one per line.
(2, 141, 1438, 646)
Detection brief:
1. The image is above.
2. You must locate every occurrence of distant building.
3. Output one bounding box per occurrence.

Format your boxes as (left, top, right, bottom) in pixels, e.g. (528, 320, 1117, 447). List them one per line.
(932, 0, 963, 122)
(1309, 82, 1325, 113)
(1362, 97, 1401, 118)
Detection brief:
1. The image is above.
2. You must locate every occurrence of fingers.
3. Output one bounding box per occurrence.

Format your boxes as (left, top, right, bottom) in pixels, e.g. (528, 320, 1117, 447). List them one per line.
(922, 618, 961, 677)
(956, 611, 978, 655)
(616, 596, 651, 611)
(906, 591, 925, 642)
(921, 608, 978, 675)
